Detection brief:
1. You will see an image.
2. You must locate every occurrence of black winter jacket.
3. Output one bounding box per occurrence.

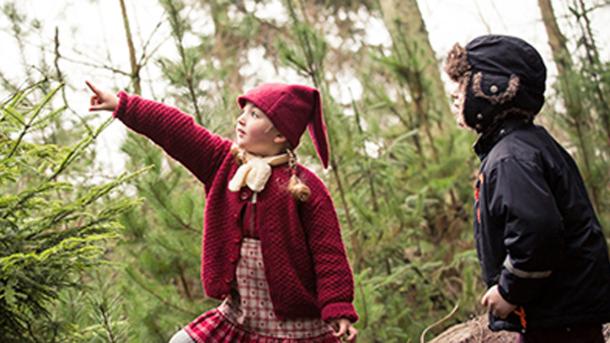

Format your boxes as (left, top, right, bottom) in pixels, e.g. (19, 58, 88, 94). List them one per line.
(473, 119, 610, 333)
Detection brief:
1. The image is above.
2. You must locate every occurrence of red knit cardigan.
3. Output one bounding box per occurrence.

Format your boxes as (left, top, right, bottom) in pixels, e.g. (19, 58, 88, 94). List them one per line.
(113, 91, 358, 322)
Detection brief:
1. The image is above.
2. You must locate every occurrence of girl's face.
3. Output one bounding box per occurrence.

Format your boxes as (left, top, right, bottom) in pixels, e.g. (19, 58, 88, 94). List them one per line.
(451, 81, 468, 129)
(235, 102, 287, 156)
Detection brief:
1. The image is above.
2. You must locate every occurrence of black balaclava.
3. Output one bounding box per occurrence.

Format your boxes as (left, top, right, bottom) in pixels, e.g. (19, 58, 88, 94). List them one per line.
(445, 35, 547, 132)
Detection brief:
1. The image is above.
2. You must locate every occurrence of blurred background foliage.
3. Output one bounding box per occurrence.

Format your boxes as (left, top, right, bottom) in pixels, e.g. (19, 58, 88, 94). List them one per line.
(1, 0, 608, 342)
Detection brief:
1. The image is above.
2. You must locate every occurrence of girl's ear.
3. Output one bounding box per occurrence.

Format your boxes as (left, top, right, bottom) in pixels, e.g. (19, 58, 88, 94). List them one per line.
(273, 134, 287, 145)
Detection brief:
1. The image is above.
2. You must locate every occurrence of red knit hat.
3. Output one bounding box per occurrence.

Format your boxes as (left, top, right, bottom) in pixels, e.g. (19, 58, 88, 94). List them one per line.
(237, 83, 330, 168)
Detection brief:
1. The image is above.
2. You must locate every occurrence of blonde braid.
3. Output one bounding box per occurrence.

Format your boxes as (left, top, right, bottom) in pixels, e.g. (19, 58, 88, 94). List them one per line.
(286, 149, 311, 202)
(230, 145, 246, 164)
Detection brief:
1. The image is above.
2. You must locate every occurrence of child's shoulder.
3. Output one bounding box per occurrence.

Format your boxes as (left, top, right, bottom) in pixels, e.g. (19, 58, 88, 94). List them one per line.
(296, 163, 331, 194)
(488, 126, 545, 166)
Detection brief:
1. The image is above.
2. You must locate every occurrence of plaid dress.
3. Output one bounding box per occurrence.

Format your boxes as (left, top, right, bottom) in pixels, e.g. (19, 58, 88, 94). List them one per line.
(184, 239, 339, 342)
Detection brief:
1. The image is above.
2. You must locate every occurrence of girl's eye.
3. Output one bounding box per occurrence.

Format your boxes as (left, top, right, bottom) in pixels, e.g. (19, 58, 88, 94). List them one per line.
(251, 111, 259, 118)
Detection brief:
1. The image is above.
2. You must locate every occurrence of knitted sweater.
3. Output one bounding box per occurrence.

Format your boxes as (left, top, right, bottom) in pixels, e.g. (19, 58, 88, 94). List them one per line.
(113, 91, 358, 322)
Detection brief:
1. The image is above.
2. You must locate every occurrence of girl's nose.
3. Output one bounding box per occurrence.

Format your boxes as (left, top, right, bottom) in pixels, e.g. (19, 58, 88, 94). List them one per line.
(237, 113, 246, 125)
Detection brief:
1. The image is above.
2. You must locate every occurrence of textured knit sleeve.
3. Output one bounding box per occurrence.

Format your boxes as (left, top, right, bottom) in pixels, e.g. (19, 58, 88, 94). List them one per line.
(299, 171, 359, 323)
(112, 91, 232, 186)
(484, 157, 564, 305)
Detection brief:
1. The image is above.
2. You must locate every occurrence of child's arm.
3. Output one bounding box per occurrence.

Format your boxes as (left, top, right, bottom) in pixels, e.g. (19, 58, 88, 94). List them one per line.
(298, 171, 359, 328)
(87, 81, 232, 185)
(483, 157, 564, 306)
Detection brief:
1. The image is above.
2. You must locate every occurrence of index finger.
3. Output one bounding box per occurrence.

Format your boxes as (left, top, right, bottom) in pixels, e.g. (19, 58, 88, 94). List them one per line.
(85, 80, 100, 95)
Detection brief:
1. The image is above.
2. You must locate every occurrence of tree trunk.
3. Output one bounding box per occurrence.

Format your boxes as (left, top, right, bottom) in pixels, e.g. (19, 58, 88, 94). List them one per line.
(538, 0, 573, 75)
(378, 0, 451, 140)
(573, 0, 610, 146)
(379, 0, 464, 223)
(537, 0, 599, 211)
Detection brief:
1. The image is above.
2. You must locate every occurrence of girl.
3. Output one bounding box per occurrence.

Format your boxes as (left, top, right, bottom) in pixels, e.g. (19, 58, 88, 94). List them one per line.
(86, 81, 359, 342)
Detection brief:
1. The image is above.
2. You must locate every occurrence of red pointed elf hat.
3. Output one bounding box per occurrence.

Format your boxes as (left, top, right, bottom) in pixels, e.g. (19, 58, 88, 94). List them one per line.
(237, 83, 330, 168)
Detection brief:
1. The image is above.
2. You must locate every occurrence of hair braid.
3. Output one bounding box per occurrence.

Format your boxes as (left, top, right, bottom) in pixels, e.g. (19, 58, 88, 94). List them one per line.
(286, 149, 311, 202)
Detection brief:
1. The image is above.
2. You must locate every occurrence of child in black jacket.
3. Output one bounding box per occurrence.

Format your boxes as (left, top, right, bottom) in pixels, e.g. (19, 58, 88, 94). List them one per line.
(444, 34, 610, 343)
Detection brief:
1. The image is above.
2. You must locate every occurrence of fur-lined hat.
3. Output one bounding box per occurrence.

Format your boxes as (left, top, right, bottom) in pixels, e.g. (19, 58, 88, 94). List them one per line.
(445, 35, 547, 132)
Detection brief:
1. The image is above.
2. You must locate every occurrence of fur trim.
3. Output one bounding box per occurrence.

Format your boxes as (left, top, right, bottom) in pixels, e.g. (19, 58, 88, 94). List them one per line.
(444, 43, 470, 82)
(472, 72, 520, 105)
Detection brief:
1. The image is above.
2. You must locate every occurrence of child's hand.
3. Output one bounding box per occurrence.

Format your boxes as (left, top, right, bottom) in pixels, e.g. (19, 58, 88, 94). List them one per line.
(86, 81, 118, 112)
(481, 284, 517, 319)
(330, 318, 357, 342)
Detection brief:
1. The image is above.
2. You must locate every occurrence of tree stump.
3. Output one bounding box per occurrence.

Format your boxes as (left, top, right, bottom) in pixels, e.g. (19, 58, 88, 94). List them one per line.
(430, 315, 610, 343)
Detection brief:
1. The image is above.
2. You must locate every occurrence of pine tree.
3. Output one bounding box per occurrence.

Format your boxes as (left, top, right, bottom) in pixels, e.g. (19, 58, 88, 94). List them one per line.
(538, 0, 610, 228)
(0, 84, 142, 342)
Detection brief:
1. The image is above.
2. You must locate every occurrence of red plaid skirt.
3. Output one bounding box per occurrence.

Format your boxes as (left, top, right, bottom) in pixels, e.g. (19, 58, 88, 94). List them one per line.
(185, 239, 338, 342)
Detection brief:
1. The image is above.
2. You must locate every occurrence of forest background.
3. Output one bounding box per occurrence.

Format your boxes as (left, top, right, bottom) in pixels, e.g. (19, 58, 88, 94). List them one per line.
(1, 0, 609, 342)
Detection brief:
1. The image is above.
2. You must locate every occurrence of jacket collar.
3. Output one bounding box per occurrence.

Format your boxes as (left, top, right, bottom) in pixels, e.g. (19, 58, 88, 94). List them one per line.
(473, 119, 532, 161)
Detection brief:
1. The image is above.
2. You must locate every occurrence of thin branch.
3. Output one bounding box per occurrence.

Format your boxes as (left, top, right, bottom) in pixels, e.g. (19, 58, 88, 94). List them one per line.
(56, 54, 132, 77)
(420, 301, 460, 343)
(473, 1, 492, 33)
(163, 0, 203, 122)
(119, 0, 141, 95)
(125, 267, 199, 317)
(99, 302, 118, 343)
(138, 16, 165, 65)
(147, 180, 200, 234)
(53, 26, 93, 135)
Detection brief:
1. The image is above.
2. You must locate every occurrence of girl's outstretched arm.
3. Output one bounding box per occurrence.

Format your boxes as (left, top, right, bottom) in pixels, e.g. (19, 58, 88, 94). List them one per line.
(87, 81, 232, 186)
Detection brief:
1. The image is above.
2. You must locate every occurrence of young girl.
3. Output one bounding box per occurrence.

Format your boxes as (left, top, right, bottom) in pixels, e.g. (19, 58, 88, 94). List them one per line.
(86, 81, 359, 342)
